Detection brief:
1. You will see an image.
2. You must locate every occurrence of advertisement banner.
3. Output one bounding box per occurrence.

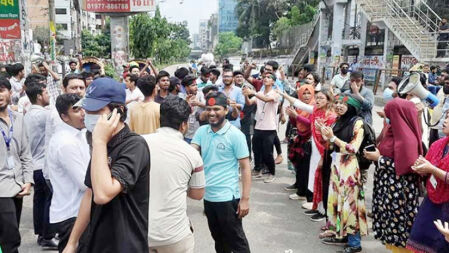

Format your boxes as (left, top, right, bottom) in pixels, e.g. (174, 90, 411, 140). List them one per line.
(392, 55, 400, 76)
(83, 0, 156, 13)
(0, 0, 21, 39)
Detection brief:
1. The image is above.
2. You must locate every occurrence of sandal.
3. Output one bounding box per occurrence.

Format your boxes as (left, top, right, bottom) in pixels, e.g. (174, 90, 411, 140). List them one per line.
(319, 230, 336, 239)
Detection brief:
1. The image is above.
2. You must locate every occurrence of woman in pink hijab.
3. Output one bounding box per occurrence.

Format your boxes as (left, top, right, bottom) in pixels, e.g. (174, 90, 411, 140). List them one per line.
(364, 98, 423, 253)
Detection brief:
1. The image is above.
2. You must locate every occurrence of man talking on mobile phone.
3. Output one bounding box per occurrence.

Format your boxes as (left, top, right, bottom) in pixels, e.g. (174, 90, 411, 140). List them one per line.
(62, 78, 150, 253)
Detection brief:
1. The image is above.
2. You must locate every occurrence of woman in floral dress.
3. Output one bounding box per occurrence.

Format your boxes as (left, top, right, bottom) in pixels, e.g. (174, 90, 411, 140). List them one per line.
(319, 94, 367, 253)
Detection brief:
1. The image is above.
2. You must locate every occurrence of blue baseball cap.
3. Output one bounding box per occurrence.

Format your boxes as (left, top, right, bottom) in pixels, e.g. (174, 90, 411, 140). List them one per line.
(79, 77, 126, 111)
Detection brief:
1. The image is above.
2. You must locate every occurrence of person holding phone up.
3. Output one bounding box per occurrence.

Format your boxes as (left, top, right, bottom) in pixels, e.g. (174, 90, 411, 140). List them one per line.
(63, 78, 151, 253)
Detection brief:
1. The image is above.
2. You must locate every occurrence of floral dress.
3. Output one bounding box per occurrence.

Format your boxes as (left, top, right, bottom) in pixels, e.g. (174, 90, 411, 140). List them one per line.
(372, 156, 420, 248)
(327, 120, 368, 238)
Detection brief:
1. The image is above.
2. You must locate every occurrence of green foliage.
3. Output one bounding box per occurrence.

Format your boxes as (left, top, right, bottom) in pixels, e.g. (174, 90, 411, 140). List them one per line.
(129, 8, 191, 64)
(214, 32, 243, 58)
(81, 19, 111, 58)
(236, 0, 318, 47)
(272, 17, 291, 38)
(104, 62, 118, 79)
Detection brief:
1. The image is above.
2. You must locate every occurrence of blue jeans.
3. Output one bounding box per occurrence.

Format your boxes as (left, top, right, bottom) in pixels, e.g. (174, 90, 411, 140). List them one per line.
(348, 232, 361, 248)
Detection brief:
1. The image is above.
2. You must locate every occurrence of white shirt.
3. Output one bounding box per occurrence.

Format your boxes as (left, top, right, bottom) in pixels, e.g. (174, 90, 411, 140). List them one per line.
(125, 87, 144, 123)
(9, 76, 24, 104)
(254, 89, 280, 131)
(330, 74, 349, 91)
(48, 122, 90, 223)
(44, 105, 63, 179)
(18, 95, 31, 114)
(143, 127, 205, 247)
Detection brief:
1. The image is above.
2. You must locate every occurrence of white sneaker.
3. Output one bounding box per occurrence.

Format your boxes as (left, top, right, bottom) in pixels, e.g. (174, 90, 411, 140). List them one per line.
(289, 193, 306, 200)
(264, 174, 276, 183)
(302, 202, 313, 210)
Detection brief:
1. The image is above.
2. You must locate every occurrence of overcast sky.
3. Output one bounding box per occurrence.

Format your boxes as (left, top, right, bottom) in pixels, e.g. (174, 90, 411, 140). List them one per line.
(158, 0, 218, 35)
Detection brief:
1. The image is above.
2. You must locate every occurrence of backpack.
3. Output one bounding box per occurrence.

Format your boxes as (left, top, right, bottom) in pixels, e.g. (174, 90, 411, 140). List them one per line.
(351, 117, 376, 170)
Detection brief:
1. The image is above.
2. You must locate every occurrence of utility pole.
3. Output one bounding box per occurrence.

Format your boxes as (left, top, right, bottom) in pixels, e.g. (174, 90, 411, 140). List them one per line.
(49, 0, 56, 62)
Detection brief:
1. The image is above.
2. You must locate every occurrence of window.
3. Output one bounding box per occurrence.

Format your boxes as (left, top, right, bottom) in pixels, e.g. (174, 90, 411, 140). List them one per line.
(60, 23, 68, 30)
(55, 8, 67, 15)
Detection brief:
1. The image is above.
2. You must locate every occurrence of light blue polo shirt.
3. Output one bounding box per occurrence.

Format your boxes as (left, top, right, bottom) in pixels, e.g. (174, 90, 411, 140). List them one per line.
(219, 84, 245, 129)
(192, 121, 249, 202)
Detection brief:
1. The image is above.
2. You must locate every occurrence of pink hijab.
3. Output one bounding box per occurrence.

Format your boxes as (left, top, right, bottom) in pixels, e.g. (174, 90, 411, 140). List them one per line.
(378, 98, 423, 176)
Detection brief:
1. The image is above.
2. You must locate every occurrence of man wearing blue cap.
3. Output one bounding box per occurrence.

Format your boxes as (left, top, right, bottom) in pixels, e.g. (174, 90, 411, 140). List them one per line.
(63, 77, 150, 253)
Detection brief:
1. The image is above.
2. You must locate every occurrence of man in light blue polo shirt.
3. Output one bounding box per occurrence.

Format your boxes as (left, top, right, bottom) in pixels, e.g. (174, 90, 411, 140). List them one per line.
(191, 91, 251, 253)
(219, 68, 245, 129)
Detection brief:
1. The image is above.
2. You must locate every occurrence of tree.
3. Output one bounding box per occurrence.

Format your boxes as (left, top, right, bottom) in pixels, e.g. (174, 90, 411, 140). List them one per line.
(235, 0, 318, 48)
(214, 32, 243, 58)
(81, 19, 111, 58)
(33, 26, 50, 52)
(129, 8, 191, 64)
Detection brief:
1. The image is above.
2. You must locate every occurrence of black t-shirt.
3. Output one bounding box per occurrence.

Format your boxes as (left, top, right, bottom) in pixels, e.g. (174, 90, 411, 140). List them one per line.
(81, 125, 150, 253)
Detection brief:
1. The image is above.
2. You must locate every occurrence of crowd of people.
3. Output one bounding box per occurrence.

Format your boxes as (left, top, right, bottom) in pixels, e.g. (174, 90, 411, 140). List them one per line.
(0, 57, 449, 253)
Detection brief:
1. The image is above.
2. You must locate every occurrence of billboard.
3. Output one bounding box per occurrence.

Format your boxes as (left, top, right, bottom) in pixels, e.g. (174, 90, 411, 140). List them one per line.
(0, 0, 21, 39)
(83, 0, 156, 13)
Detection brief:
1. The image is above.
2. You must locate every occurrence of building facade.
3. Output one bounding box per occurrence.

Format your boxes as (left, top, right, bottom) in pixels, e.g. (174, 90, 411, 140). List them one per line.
(218, 0, 238, 33)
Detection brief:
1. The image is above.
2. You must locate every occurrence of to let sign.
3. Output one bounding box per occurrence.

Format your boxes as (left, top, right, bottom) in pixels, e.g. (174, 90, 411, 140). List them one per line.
(0, 0, 21, 39)
(83, 0, 156, 13)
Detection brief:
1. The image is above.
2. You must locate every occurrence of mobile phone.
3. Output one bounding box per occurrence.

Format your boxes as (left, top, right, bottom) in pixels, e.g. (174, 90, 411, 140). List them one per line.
(364, 144, 376, 152)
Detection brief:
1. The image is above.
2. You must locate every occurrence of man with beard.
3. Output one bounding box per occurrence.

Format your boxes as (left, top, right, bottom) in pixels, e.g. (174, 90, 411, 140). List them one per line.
(219, 68, 245, 129)
(0, 77, 34, 253)
(191, 91, 251, 253)
(180, 75, 205, 143)
(196, 67, 212, 89)
(155, 71, 171, 104)
(24, 82, 58, 249)
(36, 62, 61, 104)
(430, 75, 449, 146)
(331, 63, 350, 94)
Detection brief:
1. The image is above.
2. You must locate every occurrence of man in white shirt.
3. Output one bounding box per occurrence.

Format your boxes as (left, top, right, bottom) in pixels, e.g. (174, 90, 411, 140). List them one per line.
(23, 82, 58, 249)
(330, 63, 350, 94)
(6, 63, 25, 105)
(125, 74, 144, 106)
(47, 94, 90, 252)
(124, 74, 144, 123)
(18, 74, 47, 114)
(243, 72, 280, 183)
(44, 74, 86, 169)
(143, 96, 205, 253)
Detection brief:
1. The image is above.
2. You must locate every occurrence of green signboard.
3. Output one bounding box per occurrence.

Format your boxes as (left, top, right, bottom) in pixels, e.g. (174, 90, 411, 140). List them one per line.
(0, 0, 20, 19)
(0, 0, 21, 39)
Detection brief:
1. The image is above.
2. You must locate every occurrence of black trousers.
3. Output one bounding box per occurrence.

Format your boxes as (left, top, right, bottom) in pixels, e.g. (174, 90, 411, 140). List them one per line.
(321, 150, 332, 216)
(241, 120, 252, 160)
(204, 199, 250, 253)
(0, 197, 23, 253)
(33, 170, 55, 239)
(252, 130, 276, 175)
(295, 142, 313, 202)
(53, 217, 76, 253)
(273, 134, 282, 155)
